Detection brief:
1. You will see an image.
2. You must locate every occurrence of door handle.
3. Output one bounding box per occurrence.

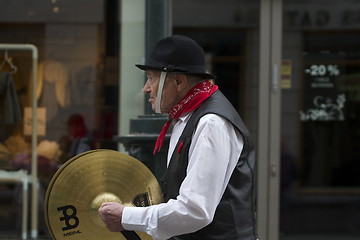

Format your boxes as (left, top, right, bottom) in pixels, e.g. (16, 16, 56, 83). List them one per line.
(272, 63, 279, 93)
(270, 164, 277, 177)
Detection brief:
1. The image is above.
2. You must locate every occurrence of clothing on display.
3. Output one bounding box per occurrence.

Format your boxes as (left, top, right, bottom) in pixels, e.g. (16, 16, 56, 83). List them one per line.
(36, 59, 70, 122)
(0, 72, 22, 124)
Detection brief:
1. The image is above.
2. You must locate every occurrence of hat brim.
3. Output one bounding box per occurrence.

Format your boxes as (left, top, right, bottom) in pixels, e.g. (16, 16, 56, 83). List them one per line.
(135, 64, 216, 79)
(135, 64, 160, 72)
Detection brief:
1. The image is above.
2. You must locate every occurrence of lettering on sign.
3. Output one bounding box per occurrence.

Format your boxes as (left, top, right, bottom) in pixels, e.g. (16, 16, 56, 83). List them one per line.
(283, 8, 360, 29)
(300, 94, 346, 121)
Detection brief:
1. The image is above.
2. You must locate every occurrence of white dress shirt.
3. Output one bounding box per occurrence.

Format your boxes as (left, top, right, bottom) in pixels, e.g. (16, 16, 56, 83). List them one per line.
(122, 112, 244, 240)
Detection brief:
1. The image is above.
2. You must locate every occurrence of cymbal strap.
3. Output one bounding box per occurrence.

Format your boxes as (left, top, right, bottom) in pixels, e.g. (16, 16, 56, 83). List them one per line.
(121, 230, 142, 240)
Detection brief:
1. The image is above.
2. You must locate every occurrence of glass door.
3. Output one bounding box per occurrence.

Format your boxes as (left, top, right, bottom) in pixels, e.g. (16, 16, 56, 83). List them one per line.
(280, 0, 360, 239)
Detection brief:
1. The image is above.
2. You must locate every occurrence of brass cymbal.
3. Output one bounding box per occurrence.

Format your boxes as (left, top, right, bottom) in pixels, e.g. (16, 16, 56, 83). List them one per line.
(45, 149, 163, 240)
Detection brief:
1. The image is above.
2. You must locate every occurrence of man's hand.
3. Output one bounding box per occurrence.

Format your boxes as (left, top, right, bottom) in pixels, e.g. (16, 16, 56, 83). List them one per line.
(98, 202, 125, 232)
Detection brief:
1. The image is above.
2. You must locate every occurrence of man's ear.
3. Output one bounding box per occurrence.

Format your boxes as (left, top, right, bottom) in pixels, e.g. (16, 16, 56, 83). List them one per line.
(174, 74, 187, 88)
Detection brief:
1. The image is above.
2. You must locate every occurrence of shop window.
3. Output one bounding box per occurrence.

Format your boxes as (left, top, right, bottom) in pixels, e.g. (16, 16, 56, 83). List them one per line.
(300, 31, 360, 188)
(173, 28, 247, 115)
(0, 1, 119, 236)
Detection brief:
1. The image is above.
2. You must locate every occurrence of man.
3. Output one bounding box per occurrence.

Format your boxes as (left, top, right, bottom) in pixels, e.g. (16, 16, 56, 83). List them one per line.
(99, 35, 257, 240)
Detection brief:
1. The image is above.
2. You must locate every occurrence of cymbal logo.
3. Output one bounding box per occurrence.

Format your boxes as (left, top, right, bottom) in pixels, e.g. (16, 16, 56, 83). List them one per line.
(132, 192, 150, 207)
(57, 205, 80, 231)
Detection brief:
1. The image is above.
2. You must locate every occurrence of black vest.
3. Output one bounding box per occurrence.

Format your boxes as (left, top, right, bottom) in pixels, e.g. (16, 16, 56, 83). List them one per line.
(162, 90, 257, 240)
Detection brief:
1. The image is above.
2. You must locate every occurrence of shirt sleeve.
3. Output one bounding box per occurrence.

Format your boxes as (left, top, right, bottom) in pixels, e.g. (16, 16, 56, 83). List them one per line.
(122, 114, 244, 240)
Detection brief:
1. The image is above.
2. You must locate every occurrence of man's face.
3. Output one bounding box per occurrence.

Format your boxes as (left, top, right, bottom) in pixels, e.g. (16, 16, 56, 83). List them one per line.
(143, 70, 180, 113)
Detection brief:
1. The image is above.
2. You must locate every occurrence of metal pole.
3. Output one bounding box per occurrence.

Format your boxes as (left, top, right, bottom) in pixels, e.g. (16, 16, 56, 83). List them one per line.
(30, 44, 39, 239)
(0, 43, 38, 239)
(144, 0, 172, 114)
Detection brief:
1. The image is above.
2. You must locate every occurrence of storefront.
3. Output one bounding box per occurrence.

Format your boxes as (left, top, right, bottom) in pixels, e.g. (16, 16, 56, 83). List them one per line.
(174, 0, 360, 238)
(0, 0, 359, 239)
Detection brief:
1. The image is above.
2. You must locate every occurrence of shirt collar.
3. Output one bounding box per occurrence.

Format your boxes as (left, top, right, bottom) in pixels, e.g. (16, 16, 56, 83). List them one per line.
(178, 111, 192, 123)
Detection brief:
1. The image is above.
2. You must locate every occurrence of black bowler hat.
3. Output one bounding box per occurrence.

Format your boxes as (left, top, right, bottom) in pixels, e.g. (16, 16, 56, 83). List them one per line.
(136, 35, 216, 79)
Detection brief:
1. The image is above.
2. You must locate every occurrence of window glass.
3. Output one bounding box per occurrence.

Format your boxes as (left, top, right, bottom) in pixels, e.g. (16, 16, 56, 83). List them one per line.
(281, 1, 360, 237)
(173, 0, 260, 137)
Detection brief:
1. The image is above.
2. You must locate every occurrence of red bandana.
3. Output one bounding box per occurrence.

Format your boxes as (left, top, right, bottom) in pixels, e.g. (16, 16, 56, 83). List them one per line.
(153, 80, 218, 154)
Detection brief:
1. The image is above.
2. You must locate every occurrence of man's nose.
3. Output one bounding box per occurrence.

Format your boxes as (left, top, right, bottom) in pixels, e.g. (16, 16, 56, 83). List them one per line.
(143, 80, 151, 93)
